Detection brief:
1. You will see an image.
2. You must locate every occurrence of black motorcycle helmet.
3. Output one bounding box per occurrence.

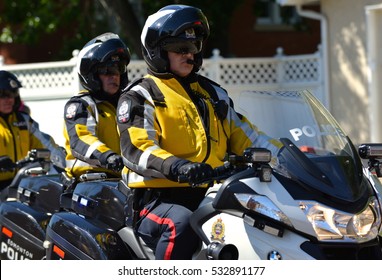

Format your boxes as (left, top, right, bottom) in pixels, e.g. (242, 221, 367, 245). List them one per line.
(77, 32, 131, 93)
(0, 70, 23, 112)
(141, 4, 210, 74)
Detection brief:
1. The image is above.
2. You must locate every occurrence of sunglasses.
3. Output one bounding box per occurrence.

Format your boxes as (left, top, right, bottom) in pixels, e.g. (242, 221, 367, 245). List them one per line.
(0, 89, 19, 99)
(162, 40, 202, 55)
(97, 63, 127, 76)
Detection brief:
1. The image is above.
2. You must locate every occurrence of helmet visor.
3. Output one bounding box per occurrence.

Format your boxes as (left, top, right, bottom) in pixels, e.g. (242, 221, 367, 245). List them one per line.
(162, 40, 202, 55)
(97, 62, 127, 76)
(0, 89, 19, 99)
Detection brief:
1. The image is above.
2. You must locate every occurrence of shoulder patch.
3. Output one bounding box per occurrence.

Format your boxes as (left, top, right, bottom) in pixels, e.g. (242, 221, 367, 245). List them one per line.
(117, 100, 131, 123)
(65, 103, 78, 119)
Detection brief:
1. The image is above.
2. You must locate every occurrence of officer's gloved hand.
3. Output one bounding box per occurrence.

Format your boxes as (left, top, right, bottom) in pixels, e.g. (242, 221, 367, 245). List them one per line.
(0, 156, 15, 171)
(106, 154, 124, 172)
(178, 162, 214, 185)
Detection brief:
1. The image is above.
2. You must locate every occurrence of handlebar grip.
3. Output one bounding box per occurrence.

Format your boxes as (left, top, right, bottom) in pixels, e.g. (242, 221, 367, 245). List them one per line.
(177, 161, 231, 184)
(214, 161, 230, 177)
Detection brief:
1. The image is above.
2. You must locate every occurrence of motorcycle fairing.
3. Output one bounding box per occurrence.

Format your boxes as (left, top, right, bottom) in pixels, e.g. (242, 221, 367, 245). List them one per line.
(237, 90, 374, 212)
(276, 137, 373, 213)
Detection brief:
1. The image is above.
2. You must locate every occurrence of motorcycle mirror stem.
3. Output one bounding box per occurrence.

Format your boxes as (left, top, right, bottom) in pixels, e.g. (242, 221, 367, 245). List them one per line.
(359, 143, 382, 177)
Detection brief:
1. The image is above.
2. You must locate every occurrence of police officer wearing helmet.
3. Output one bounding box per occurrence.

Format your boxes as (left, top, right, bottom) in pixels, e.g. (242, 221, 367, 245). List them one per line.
(63, 33, 130, 180)
(117, 5, 282, 259)
(0, 70, 66, 190)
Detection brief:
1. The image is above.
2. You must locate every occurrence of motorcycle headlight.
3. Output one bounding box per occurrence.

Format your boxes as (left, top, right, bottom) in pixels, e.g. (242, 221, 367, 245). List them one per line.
(234, 193, 293, 227)
(300, 197, 381, 242)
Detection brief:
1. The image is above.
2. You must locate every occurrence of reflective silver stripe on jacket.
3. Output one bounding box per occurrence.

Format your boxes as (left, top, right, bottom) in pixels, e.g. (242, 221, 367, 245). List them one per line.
(23, 113, 66, 168)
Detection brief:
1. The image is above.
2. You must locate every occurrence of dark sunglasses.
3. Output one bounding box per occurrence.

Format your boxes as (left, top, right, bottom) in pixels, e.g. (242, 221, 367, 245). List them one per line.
(97, 63, 127, 76)
(0, 89, 19, 99)
(162, 40, 202, 55)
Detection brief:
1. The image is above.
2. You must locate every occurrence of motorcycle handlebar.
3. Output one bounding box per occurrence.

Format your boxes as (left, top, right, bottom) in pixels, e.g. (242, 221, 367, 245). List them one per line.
(0, 149, 52, 172)
(177, 149, 272, 185)
(177, 161, 236, 185)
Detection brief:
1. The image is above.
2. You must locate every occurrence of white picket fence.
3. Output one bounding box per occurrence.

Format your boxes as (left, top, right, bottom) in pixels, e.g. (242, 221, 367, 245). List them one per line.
(0, 47, 324, 146)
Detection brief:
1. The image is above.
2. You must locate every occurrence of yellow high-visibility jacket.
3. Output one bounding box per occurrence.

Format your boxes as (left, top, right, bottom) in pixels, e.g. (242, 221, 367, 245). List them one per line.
(117, 73, 282, 188)
(0, 111, 64, 184)
(63, 92, 121, 179)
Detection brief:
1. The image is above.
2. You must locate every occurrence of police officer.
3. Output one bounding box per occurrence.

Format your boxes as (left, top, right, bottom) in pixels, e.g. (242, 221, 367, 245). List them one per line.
(0, 70, 66, 190)
(63, 33, 130, 180)
(117, 5, 282, 259)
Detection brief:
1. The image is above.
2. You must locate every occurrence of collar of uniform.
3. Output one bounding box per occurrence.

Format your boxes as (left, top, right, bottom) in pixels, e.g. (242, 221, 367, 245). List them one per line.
(147, 68, 198, 82)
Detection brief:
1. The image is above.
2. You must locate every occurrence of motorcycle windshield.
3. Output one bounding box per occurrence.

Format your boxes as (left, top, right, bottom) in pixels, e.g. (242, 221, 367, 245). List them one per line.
(236, 90, 366, 203)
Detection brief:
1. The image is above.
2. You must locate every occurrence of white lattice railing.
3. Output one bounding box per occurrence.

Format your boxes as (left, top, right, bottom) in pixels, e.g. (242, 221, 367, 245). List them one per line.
(0, 47, 323, 146)
(0, 47, 324, 103)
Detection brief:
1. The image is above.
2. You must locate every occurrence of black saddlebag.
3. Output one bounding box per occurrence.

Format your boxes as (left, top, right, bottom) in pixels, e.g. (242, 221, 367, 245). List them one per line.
(68, 179, 128, 230)
(15, 174, 64, 213)
(0, 201, 49, 260)
(45, 211, 131, 260)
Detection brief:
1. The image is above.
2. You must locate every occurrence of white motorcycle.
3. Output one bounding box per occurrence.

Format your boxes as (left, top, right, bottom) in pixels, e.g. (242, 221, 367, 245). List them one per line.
(44, 89, 382, 260)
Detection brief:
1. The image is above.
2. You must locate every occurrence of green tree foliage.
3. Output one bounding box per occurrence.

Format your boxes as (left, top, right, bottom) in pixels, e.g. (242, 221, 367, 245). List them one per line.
(0, 0, 79, 44)
(0, 0, 112, 59)
(0, 0, 244, 60)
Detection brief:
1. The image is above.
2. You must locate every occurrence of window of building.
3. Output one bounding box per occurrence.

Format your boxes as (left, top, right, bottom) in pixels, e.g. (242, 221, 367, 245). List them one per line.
(255, 0, 301, 31)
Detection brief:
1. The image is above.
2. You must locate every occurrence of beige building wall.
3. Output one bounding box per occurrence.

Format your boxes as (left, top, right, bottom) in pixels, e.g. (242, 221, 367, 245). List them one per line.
(321, 0, 381, 145)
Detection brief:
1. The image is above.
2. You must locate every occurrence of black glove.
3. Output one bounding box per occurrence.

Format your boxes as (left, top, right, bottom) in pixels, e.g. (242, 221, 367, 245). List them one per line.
(0, 156, 15, 171)
(178, 162, 214, 184)
(106, 154, 124, 172)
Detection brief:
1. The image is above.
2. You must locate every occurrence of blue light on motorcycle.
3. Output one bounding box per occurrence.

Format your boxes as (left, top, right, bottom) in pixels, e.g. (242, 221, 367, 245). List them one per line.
(80, 197, 89, 206)
(300, 197, 381, 242)
(234, 193, 293, 227)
